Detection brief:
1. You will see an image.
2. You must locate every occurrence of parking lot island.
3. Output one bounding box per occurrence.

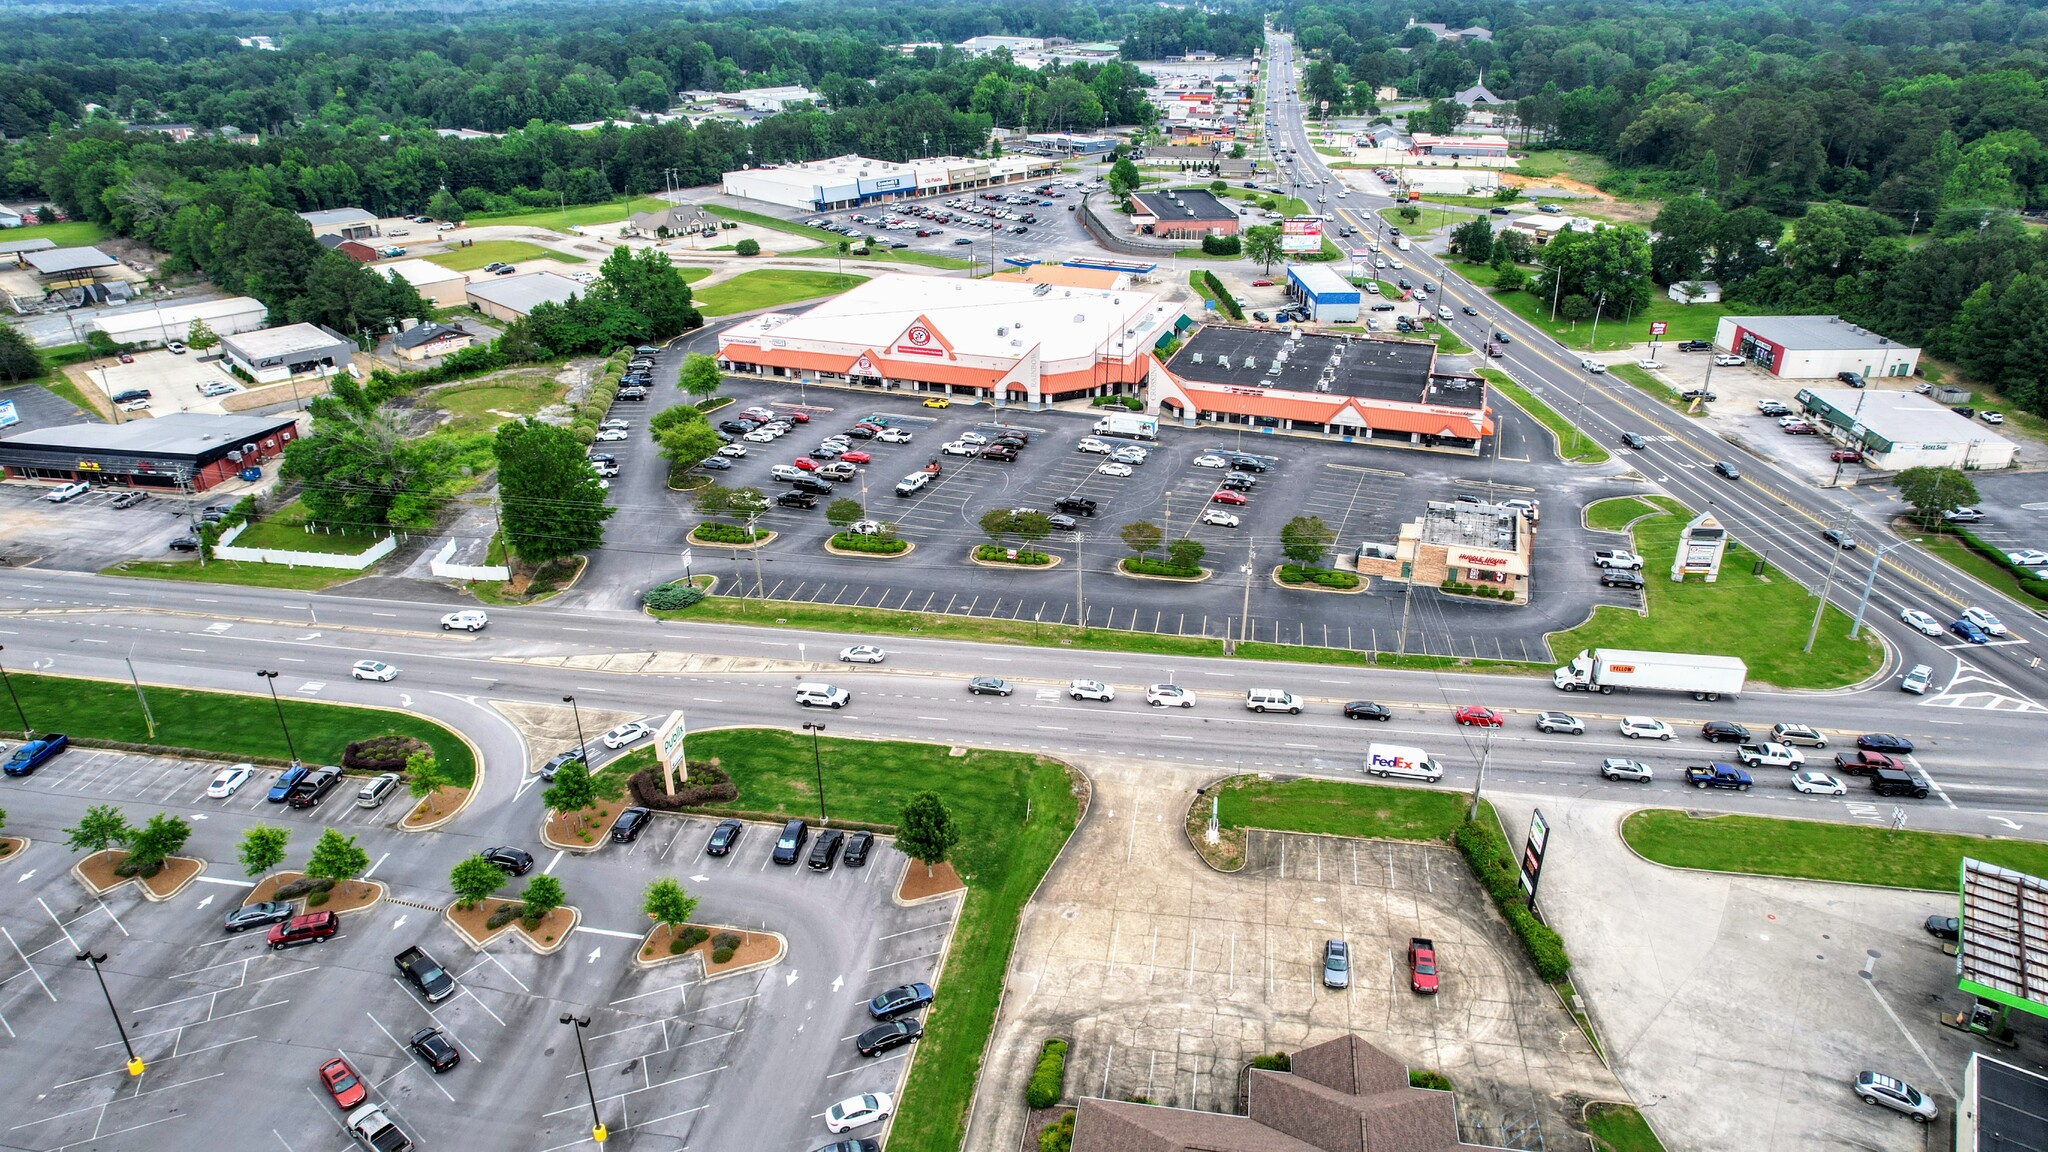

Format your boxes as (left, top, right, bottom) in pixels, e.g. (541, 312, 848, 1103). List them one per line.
(71, 848, 206, 902)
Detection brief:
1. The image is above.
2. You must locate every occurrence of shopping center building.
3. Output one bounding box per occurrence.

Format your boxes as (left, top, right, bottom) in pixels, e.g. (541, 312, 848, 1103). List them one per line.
(720, 153, 1061, 212)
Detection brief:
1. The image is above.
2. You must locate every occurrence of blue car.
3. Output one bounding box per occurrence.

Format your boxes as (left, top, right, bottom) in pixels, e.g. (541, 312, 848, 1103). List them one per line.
(266, 764, 308, 802)
(3, 734, 69, 777)
(1951, 618, 1989, 644)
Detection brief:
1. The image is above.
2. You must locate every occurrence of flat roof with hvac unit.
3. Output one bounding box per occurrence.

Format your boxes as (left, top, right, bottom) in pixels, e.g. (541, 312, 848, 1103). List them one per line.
(0, 411, 301, 490)
(1723, 314, 1904, 352)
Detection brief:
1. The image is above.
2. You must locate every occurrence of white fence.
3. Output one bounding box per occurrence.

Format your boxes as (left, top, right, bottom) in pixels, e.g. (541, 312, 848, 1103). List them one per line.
(212, 521, 398, 570)
(428, 538, 510, 581)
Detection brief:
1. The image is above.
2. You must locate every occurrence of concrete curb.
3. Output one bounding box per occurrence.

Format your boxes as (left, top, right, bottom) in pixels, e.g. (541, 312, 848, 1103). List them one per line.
(244, 871, 388, 917)
(445, 902, 581, 955)
(631, 924, 787, 977)
(1267, 565, 1364, 594)
(892, 860, 968, 908)
(1116, 561, 1211, 583)
(968, 548, 1061, 570)
(824, 538, 916, 560)
(0, 836, 28, 866)
(71, 851, 209, 902)
(688, 527, 777, 550)
(540, 809, 607, 854)
(1614, 807, 1956, 894)
(398, 718, 488, 834)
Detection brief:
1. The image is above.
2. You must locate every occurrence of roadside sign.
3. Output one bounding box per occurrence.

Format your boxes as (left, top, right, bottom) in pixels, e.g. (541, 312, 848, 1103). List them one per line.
(654, 710, 688, 795)
(1649, 321, 1668, 337)
(0, 401, 16, 429)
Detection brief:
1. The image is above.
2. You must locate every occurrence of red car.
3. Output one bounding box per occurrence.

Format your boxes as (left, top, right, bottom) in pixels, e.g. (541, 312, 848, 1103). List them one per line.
(792, 457, 818, 471)
(839, 450, 871, 464)
(1250, 278, 1275, 287)
(786, 411, 809, 423)
(1408, 938, 1439, 994)
(1454, 706, 1503, 727)
(1212, 490, 1248, 506)
(1829, 449, 1861, 463)
(320, 1057, 367, 1109)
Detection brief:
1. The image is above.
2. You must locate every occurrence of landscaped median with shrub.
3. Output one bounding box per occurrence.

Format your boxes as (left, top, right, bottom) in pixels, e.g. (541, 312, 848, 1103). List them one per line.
(1191, 775, 1570, 983)
(1277, 564, 1360, 589)
(1026, 1037, 1069, 1108)
(1121, 556, 1206, 579)
(1441, 578, 1515, 600)
(0, 673, 474, 785)
(830, 531, 909, 554)
(975, 544, 1053, 565)
(690, 522, 769, 545)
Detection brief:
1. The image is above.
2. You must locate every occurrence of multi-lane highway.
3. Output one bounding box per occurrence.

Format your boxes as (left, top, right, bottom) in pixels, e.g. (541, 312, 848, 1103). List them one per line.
(1259, 29, 2047, 707)
(1, 570, 2042, 837)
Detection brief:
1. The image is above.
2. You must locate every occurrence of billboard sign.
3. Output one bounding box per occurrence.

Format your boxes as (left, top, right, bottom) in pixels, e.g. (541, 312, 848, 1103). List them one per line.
(1649, 321, 1668, 337)
(0, 401, 16, 430)
(1519, 808, 1550, 898)
(1281, 216, 1323, 254)
(653, 710, 688, 795)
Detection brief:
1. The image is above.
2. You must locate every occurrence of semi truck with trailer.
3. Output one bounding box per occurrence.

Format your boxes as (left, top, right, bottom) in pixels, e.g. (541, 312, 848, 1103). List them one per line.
(1552, 649, 1747, 701)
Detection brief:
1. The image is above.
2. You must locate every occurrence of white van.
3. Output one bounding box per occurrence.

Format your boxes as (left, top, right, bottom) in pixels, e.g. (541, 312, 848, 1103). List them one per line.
(1245, 689, 1302, 714)
(356, 772, 401, 808)
(1364, 743, 1443, 782)
(794, 682, 849, 708)
(895, 471, 933, 497)
(1900, 664, 1933, 694)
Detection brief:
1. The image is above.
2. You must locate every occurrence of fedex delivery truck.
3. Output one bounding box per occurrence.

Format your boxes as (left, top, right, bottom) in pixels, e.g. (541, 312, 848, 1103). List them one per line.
(1093, 414, 1158, 441)
(1364, 743, 1443, 782)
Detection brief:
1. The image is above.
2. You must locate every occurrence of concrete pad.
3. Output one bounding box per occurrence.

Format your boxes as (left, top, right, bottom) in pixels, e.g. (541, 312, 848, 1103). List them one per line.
(1500, 793, 2045, 1151)
(966, 759, 1622, 1150)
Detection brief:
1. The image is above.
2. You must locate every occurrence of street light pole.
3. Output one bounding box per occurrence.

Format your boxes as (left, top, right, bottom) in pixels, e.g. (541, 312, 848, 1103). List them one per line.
(1805, 518, 1848, 654)
(0, 644, 30, 737)
(1851, 538, 1920, 639)
(256, 670, 298, 765)
(803, 721, 828, 823)
(563, 695, 590, 760)
(1468, 725, 1493, 821)
(559, 1013, 606, 1144)
(78, 951, 145, 1076)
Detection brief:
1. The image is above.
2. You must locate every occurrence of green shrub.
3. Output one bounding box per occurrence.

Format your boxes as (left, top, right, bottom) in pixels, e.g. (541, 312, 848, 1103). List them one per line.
(273, 876, 335, 900)
(1122, 557, 1202, 578)
(627, 764, 738, 809)
(712, 930, 741, 951)
(829, 532, 909, 554)
(1955, 526, 2048, 603)
(1454, 818, 1571, 982)
(306, 889, 329, 906)
(1037, 1111, 1075, 1152)
(1200, 270, 1243, 320)
(644, 582, 707, 610)
(678, 926, 710, 951)
(1200, 233, 1242, 256)
(343, 735, 430, 773)
(692, 522, 763, 544)
(735, 238, 761, 257)
(1409, 1069, 1454, 1091)
(1278, 564, 1360, 588)
(486, 903, 522, 929)
(711, 946, 736, 963)
(1250, 1052, 1291, 1071)
(975, 544, 1051, 565)
(669, 936, 690, 954)
(1026, 1038, 1069, 1108)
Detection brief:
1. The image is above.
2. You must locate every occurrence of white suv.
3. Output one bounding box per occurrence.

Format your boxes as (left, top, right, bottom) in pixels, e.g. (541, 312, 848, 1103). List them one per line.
(1076, 438, 1114, 454)
(1618, 716, 1674, 740)
(1067, 680, 1115, 702)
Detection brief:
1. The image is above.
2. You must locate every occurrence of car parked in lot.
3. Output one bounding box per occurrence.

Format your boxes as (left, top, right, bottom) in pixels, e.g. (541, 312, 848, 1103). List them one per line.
(808, 828, 846, 871)
(855, 1019, 922, 1056)
(1321, 939, 1350, 989)
(1853, 1071, 1937, 1121)
(268, 911, 338, 950)
(1407, 938, 1439, 994)
(610, 806, 652, 842)
(843, 829, 874, 866)
(1211, 490, 1248, 506)
(409, 1027, 461, 1072)
(868, 982, 935, 1019)
(482, 846, 533, 875)
(225, 900, 296, 933)
(706, 819, 744, 856)
(825, 1092, 893, 1133)
(320, 1056, 368, 1110)
(1924, 915, 1960, 942)
(1454, 706, 1503, 727)
(207, 763, 255, 797)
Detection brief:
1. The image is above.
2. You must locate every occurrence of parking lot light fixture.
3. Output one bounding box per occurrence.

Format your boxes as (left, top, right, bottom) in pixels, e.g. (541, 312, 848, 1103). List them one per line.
(78, 951, 144, 1076)
(255, 669, 298, 765)
(803, 722, 828, 822)
(563, 695, 590, 760)
(559, 1013, 605, 1143)
(0, 645, 29, 737)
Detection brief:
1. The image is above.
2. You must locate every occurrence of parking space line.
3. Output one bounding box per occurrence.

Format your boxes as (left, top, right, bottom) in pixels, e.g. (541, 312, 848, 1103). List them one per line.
(825, 1050, 906, 1079)
(607, 978, 693, 1006)
(0, 925, 56, 1002)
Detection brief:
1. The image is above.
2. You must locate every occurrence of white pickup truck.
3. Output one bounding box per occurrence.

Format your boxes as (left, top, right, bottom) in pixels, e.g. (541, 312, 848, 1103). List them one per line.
(1594, 549, 1643, 571)
(1736, 742, 1807, 769)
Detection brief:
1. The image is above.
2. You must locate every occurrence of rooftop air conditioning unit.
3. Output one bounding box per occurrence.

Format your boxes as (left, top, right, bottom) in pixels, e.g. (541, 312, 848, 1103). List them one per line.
(1218, 356, 1232, 369)
(997, 326, 1008, 336)
(1190, 353, 1203, 363)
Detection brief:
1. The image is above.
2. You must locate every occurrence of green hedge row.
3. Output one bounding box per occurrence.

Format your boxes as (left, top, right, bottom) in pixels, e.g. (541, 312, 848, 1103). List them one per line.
(693, 523, 763, 544)
(975, 544, 1051, 565)
(1025, 1038, 1069, 1109)
(1201, 270, 1243, 320)
(1454, 818, 1571, 982)
(831, 532, 908, 554)
(1441, 580, 1516, 600)
(1278, 564, 1359, 588)
(1122, 557, 1203, 578)
(643, 582, 707, 610)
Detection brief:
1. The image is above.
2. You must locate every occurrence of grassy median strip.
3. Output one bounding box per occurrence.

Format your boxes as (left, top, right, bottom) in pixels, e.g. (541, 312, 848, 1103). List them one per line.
(687, 729, 1079, 1152)
(1583, 495, 1673, 532)
(703, 205, 843, 245)
(465, 196, 669, 232)
(1621, 810, 2048, 890)
(1546, 496, 1882, 690)
(1481, 369, 1610, 465)
(2, 673, 475, 785)
(103, 559, 358, 592)
(1586, 1102, 1667, 1152)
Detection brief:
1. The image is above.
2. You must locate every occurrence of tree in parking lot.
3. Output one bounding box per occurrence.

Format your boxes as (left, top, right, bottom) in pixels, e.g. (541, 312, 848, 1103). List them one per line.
(1898, 466, 1979, 530)
(678, 352, 723, 401)
(1242, 224, 1282, 273)
(1280, 515, 1337, 569)
(405, 751, 451, 816)
(543, 759, 598, 829)
(519, 874, 567, 927)
(1166, 537, 1206, 572)
(305, 829, 372, 897)
(450, 853, 508, 909)
(1119, 519, 1163, 559)
(826, 498, 865, 531)
(980, 507, 1019, 546)
(239, 824, 290, 877)
(897, 791, 958, 878)
(494, 418, 616, 565)
(65, 804, 132, 856)
(184, 318, 221, 351)
(1012, 511, 1053, 552)
(643, 877, 698, 932)
(123, 812, 191, 876)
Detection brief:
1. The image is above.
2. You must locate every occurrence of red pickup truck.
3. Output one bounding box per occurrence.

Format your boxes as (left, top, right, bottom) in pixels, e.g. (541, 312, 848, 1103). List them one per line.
(1834, 750, 1899, 776)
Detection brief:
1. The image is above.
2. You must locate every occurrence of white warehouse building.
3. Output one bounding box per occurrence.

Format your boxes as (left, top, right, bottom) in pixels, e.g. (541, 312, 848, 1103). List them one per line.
(1796, 388, 2017, 472)
(1716, 315, 1921, 380)
(89, 296, 270, 347)
(721, 153, 1060, 212)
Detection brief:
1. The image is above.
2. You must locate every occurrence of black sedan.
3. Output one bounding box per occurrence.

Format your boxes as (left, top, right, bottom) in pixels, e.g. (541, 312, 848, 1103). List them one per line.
(482, 846, 533, 875)
(855, 1019, 923, 1056)
(540, 747, 587, 781)
(843, 830, 874, 867)
(1621, 432, 1648, 450)
(224, 900, 295, 933)
(409, 1027, 461, 1072)
(867, 982, 934, 1019)
(968, 677, 1015, 697)
(611, 806, 652, 842)
(1924, 915, 1959, 942)
(1858, 733, 1915, 754)
(1700, 721, 1751, 743)
(1343, 701, 1392, 721)
(707, 818, 744, 856)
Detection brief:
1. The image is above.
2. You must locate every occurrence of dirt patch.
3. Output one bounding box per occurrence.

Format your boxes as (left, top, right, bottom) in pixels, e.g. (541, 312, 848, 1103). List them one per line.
(139, 856, 204, 899)
(0, 837, 24, 860)
(898, 859, 966, 902)
(74, 850, 204, 899)
(448, 898, 575, 950)
(246, 871, 385, 915)
(402, 785, 471, 828)
(545, 804, 621, 849)
(638, 922, 783, 974)
(75, 850, 129, 894)
(1498, 172, 1660, 224)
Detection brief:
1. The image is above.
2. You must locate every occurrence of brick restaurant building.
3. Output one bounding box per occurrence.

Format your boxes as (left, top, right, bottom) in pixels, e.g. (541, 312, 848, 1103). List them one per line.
(0, 412, 300, 492)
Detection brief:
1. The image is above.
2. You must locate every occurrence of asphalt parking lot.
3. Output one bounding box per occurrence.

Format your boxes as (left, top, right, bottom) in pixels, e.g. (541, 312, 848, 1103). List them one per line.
(0, 749, 956, 1152)
(0, 481, 223, 570)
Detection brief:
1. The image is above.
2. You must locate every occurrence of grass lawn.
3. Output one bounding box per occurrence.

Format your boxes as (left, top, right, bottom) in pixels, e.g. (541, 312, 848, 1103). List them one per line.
(1384, 206, 1464, 234)
(1433, 329, 1472, 355)
(1513, 150, 1616, 185)
(1608, 363, 1703, 417)
(1546, 496, 1883, 689)
(1, 219, 108, 247)
(693, 269, 869, 316)
(2, 673, 475, 785)
(228, 497, 388, 554)
(427, 240, 583, 271)
(1210, 774, 1471, 841)
(465, 196, 669, 232)
(1621, 810, 2048, 891)
(426, 376, 570, 436)
(702, 205, 843, 246)
(1585, 1102, 1667, 1152)
(687, 729, 1078, 1152)
(1458, 262, 1762, 351)
(1482, 369, 1611, 464)
(103, 558, 359, 592)
(1584, 495, 1666, 532)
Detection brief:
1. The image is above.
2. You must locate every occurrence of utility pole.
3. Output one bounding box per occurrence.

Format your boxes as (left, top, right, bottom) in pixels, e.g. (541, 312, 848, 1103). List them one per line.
(1397, 570, 1416, 658)
(1851, 538, 1919, 639)
(1468, 725, 1493, 821)
(1239, 543, 1257, 649)
(1074, 532, 1087, 628)
(1805, 517, 1847, 654)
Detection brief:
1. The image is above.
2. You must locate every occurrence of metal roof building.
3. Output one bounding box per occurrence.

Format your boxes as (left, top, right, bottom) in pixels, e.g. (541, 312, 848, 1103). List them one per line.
(1285, 262, 1361, 322)
(89, 296, 270, 346)
(464, 271, 584, 322)
(295, 207, 379, 240)
(1796, 388, 2017, 471)
(0, 411, 301, 491)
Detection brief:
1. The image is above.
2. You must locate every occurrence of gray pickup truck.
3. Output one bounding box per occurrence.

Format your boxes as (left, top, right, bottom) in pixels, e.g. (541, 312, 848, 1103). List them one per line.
(346, 1103, 415, 1152)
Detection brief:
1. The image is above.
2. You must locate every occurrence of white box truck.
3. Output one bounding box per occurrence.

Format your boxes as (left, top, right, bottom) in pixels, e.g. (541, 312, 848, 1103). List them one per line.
(1552, 648, 1747, 701)
(1395, 237, 1412, 251)
(1093, 413, 1158, 441)
(1364, 743, 1443, 782)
